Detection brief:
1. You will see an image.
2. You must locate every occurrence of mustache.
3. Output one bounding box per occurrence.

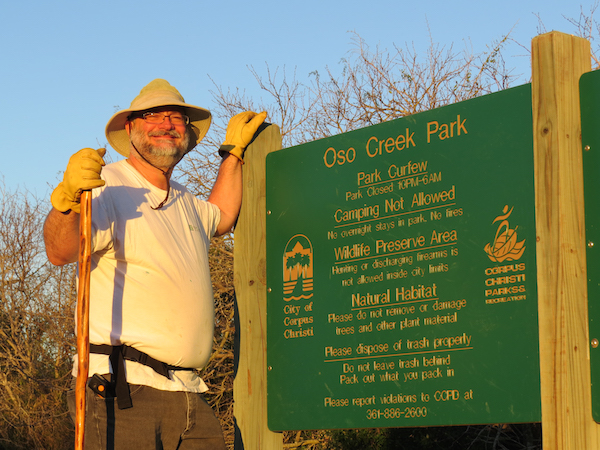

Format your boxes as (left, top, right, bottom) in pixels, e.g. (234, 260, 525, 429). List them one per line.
(148, 130, 183, 138)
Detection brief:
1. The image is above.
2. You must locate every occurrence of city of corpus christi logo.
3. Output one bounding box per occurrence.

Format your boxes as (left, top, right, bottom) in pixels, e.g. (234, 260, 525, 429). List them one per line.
(484, 205, 526, 262)
(283, 234, 314, 301)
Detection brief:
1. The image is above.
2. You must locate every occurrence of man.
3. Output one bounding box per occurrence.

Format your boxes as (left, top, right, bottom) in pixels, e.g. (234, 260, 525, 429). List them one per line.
(43, 79, 266, 449)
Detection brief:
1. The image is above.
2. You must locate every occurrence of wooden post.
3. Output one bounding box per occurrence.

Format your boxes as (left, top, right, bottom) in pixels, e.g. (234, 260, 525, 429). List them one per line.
(532, 32, 597, 449)
(233, 124, 283, 450)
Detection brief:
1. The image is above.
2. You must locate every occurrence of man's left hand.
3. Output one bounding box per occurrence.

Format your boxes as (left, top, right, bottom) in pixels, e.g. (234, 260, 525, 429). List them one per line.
(219, 111, 267, 162)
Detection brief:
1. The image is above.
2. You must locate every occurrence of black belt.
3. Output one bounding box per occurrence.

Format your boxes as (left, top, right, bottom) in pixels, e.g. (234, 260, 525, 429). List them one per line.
(90, 344, 194, 409)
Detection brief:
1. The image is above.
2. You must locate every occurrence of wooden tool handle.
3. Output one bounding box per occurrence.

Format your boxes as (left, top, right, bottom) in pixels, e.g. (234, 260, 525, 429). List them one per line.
(75, 191, 92, 450)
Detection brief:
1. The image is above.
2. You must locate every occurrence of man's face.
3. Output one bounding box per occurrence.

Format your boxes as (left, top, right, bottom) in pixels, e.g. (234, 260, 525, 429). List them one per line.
(128, 107, 191, 169)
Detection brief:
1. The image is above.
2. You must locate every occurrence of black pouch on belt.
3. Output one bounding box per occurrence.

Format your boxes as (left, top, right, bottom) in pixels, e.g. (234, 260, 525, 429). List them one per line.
(89, 343, 194, 410)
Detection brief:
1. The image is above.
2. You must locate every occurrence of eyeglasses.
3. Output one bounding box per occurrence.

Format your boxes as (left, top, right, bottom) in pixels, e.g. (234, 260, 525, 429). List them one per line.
(134, 112, 190, 125)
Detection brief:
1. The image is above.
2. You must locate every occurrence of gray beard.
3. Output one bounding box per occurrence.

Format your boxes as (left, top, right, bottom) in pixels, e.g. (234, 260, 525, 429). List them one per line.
(130, 126, 191, 170)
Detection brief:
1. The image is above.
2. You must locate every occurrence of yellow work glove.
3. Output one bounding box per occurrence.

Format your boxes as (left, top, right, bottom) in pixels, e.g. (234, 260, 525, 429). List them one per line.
(219, 111, 268, 162)
(50, 148, 106, 213)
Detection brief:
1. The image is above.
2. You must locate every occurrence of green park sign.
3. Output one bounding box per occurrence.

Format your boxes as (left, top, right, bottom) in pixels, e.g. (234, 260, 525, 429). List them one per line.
(582, 69, 600, 423)
(265, 84, 541, 430)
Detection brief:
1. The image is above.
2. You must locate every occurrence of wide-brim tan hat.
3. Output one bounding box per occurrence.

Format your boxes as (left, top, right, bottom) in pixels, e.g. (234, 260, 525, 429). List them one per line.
(105, 79, 211, 157)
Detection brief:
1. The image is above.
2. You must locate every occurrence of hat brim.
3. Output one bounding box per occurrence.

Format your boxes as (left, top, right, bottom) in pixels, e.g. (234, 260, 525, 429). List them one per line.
(105, 101, 211, 157)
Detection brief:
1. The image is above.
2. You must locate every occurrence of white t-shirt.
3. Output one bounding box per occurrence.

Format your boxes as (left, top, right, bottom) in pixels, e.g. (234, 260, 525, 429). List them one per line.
(74, 160, 220, 393)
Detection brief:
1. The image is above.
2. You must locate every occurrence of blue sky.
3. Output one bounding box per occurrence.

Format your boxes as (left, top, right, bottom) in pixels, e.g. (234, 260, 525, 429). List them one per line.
(1, 0, 596, 198)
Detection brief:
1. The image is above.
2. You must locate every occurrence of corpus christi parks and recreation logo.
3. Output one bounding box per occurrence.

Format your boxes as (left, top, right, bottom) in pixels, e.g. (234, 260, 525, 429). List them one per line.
(484, 205, 526, 262)
(283, 234, 314, 301)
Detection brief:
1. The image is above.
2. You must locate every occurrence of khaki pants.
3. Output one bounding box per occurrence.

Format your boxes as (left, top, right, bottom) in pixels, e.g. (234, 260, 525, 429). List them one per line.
(68, 377, 226, 450)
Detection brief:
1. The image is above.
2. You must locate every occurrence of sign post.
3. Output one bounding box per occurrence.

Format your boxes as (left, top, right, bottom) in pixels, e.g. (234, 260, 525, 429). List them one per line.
(532, 32, 597, 449)
(234, 124, 283, 450)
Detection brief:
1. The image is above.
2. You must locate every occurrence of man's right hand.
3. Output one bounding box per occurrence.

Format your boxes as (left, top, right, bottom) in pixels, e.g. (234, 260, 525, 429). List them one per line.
(50, 148, 106, 213)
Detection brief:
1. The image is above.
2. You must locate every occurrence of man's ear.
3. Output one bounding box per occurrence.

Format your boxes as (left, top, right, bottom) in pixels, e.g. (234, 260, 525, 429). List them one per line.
(125, 120, 132, 136)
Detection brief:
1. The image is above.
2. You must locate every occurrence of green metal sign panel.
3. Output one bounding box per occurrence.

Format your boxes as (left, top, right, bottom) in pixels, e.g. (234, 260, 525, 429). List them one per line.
(581, 69, 600, 423)
(266, 84, 541, 430)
